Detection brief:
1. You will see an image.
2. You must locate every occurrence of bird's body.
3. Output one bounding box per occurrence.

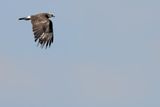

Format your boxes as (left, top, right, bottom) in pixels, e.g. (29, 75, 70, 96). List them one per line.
(19, 13, 54, 48)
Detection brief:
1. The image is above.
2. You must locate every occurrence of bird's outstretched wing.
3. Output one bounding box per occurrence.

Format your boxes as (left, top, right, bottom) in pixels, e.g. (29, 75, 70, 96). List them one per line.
(31, 17, 53, 48)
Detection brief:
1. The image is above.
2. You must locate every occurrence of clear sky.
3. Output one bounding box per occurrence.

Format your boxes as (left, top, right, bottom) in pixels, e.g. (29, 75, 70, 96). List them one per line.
(0, 0, 160, 107)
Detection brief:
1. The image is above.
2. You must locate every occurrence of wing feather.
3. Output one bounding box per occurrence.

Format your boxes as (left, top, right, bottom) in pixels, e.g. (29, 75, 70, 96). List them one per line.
(31, 15, 54, 48)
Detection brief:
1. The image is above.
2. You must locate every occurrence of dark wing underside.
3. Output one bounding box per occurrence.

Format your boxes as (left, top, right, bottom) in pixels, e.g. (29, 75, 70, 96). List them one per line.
(31, 16, 53, 48)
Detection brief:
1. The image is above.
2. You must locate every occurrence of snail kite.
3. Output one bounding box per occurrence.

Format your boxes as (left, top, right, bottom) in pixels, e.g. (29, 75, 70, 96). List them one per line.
(19, 13, 55, 48)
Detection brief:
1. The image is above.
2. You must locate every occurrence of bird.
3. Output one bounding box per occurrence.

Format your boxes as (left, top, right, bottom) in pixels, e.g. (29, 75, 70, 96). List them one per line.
(19, 13, 55, 48)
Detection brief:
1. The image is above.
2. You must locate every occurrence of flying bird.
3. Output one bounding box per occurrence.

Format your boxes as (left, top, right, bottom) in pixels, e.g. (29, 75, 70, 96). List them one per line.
(19, 13, 55, 48)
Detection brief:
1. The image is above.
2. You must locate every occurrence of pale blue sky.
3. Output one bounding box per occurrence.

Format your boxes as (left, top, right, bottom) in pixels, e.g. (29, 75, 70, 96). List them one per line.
(0, 0, 160, 107)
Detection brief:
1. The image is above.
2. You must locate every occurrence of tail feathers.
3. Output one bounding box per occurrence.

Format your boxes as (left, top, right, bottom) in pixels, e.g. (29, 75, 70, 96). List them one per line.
(19, 17, 30, 20)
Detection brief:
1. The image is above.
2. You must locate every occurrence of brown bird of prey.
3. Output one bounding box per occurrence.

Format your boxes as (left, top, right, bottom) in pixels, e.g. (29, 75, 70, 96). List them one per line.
(19, 13, 55, 48)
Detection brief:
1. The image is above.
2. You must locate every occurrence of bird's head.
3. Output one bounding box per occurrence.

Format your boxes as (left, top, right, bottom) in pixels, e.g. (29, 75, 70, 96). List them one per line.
(47, 13, 55, 18)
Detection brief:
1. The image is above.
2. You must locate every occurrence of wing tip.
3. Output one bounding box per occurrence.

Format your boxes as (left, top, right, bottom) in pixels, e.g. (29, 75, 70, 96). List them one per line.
(35, 35, 53, 49)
